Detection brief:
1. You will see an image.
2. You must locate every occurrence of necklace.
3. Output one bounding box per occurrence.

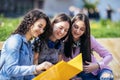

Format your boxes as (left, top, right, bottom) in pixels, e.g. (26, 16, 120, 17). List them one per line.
(73, 41, 81, 47)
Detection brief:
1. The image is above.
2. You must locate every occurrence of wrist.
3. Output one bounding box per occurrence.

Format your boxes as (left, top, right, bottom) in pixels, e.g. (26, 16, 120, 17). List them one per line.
(97, 62, 100, 69)
(33, 65, 38, 74)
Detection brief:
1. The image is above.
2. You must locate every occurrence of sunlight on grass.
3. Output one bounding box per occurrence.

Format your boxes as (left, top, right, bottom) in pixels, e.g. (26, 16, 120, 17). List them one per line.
(0, 16, 21, 41)
(90, 21, 100, 29)
(0, 16, 120, 41)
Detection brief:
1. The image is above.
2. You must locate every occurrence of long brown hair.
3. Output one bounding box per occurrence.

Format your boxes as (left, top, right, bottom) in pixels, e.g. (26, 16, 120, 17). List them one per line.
(49, 13, 72, 41)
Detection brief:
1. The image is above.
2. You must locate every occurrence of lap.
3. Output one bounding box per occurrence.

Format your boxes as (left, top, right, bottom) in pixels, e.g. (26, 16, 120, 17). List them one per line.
(77, 69, 114, 80)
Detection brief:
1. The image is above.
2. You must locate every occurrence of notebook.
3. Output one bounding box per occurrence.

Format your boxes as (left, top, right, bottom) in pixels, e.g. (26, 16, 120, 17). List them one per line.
(33, 53, 83, 80)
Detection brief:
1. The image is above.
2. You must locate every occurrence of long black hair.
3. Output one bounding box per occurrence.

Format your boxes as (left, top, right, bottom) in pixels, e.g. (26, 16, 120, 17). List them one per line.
(64, 13, 91, 63)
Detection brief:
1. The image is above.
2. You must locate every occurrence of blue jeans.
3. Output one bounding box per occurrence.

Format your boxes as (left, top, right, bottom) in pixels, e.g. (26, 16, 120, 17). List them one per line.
(97, 69, 114, 80)
(77, 69, 114, 80)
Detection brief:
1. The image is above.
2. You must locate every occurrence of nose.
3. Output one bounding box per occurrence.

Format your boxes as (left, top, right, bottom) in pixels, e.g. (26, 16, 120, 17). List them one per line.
(39, 28, 44, 34)
(60, 29, 65, 34)
(76, 29, 80, 33)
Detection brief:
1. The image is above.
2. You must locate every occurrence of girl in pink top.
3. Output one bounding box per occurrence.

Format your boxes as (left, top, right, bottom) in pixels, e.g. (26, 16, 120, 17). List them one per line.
(63, 13, 113, 80)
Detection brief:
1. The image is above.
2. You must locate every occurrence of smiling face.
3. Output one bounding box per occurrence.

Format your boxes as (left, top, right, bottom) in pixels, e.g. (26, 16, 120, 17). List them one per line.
(30, 18, 46, 38)
(51, 21, 70, 41)
(72, 20, 86, 41)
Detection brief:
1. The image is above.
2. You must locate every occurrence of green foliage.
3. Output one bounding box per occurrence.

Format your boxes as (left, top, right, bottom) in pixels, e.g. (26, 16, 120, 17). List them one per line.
(91, 19, 120, 38)
(84, 3, 96, 9)
(83, 0, 99, 9)
(0, 16, 21, 41)
(0, 17, 120, 41)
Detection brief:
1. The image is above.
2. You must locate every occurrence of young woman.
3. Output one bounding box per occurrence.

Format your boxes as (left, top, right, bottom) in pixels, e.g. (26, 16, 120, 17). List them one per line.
(63, 13, 113, 80)
(0, 9, 53, 80)
(32, 13, 71, 65)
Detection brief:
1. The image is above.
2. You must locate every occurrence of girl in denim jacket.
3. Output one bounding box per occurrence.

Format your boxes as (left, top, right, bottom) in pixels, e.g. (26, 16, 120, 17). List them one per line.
(0, 9, 53, 80)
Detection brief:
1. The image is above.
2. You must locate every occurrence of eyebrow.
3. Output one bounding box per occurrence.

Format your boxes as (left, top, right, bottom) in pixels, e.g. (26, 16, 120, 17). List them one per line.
(39, 24, 43, 27)
(73, 24, 79, 27)
(80, 27, 85, 30)
(74, 24, 85, 29)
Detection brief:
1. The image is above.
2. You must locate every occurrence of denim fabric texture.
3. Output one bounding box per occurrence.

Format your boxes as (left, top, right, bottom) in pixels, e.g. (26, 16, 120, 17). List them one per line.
(77, 69, 114, 80)
(0, 34, 35, 80)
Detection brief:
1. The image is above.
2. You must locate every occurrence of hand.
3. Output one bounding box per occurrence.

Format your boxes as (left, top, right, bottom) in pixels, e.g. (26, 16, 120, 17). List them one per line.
(35, 61, 53, 74)
(83, 61, 99, 73)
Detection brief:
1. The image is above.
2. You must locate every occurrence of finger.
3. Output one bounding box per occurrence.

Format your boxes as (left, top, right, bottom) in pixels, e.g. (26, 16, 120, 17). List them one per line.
(85, 61, 91, 64)
(47, 62, 53, 67)
(83, 67, 88, 72)
(83, 65, 89, 68)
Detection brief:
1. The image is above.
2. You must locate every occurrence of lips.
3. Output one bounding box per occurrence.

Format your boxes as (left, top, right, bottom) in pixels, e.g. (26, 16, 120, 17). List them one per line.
(56, 33, 64, 39)
(35, 31, 41, 37)
(74, 32, 80, 36)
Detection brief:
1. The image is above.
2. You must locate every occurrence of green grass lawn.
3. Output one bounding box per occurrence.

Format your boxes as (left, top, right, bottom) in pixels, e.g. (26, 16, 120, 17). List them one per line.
(91, 19, 120, 38)
(0, 16, 120, 41)
(0, 16, 21, 41)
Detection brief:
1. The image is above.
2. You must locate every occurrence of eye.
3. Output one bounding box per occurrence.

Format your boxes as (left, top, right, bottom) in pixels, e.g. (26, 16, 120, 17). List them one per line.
(73, 24, 79, 29)
(38, 24, 46, 31)
(80, 27, 85, 31)
(80, 28, 85, 31)
(59, 26, 63, 30)
(65, 29, 68, 32)
(38, 25, 42, 28)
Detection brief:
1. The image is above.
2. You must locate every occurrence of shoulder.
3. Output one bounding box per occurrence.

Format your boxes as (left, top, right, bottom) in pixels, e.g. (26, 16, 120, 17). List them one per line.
(5, 34, 23, 50)
(90, 35, 99, 48)
(90, 35, 97, 43)
(32, 37, 43, 45)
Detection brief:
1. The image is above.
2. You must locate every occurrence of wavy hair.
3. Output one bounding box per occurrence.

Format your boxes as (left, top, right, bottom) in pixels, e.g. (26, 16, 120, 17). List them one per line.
(12, 9, 51, 39)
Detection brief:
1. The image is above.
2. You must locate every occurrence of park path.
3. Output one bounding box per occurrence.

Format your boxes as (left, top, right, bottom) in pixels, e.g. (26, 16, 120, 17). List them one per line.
(0, 38, 120, 79)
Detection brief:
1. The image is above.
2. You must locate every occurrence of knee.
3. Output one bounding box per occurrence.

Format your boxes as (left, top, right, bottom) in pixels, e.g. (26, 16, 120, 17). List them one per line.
(99, 70, 114, 80)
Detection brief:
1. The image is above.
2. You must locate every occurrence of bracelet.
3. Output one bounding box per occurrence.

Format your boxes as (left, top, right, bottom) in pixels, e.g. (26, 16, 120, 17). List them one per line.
(97, 62, 100, 69)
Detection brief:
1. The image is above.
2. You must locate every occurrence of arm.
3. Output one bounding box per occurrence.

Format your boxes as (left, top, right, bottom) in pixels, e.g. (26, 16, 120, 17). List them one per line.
(91, 36, 113, 69)
(33, 52, 39, 65)
(4, 35, 36, 77)
(58, 54, 63, 61)
(4, 36, 53, 77)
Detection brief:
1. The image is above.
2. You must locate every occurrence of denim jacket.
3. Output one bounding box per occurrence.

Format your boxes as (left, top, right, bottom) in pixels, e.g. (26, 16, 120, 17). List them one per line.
(0, 34, 36, 80)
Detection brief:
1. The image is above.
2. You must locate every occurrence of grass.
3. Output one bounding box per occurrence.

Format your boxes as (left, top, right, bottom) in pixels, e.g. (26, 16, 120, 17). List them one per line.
(0, 16, 120, 41)
(91, 19, 120, 38)
(0, 16, 21, 41)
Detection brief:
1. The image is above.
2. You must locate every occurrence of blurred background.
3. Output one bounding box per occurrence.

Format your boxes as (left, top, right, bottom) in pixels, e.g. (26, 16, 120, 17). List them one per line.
(0, 0, 120, 79)
(0, 0, 120, 21)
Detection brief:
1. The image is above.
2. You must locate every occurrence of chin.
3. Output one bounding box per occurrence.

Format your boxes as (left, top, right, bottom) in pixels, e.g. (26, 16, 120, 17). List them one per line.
(56, 37, 61, 40)
(33, 35, 39, 38)
(74, 37, 79, 40)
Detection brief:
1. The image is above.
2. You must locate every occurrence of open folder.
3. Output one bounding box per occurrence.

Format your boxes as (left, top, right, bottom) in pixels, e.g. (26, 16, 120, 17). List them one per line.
(33, 53, 83, 80)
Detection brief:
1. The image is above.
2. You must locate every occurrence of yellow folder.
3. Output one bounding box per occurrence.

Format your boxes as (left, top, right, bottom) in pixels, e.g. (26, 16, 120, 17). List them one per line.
(33, 53, 83, 80)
